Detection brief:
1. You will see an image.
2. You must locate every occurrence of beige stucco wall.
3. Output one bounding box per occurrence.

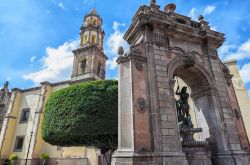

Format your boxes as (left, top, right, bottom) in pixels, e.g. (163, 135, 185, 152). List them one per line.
(11, 89, 41, 159)
(0, 82, 99, 164)
(225, 60, 250, 141)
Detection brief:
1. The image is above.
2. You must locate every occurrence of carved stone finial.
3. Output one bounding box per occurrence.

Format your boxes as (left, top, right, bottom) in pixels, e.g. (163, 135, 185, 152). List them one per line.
(198, 15, 204, 22)
(117, 46, 124, 56)
(4, 81, 9, 89)
(150, 0, 156, 5)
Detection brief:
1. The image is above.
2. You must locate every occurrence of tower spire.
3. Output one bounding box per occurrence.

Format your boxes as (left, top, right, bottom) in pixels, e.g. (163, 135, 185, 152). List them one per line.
(79, 9, 104, 49)
(71, 8, 107, 81)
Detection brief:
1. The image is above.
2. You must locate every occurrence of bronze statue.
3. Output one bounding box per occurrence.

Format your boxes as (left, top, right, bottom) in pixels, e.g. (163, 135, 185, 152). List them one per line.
(176, 86, 190, 118)
(176, 86, 193, 127)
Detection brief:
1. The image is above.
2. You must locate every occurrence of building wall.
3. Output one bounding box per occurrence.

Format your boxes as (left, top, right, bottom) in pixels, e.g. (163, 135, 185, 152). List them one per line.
(10, 89, 41, 159)
(0, 90, 22, 158)
(225, 60, 250, 142)
(0, 82, 100, 164)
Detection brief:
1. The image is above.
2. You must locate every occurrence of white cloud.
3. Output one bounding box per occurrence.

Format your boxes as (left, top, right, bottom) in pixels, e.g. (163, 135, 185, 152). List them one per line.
(107, 21, 127, 54)
(58, 2, 67, 11)
(239, 63, 250, 84)
(218, 43, 236, 59)
(188, 8, 197, 20)
(210, 25, 217, 31)
(106, 21, 128, 70)
(188, 5, 215, 20)
(23, 40, 79, 85)
(106, 57, 118, 70)
(222, 39, 250, 61)
(203, 5, 215, 15)
(30, 56, 36, 62)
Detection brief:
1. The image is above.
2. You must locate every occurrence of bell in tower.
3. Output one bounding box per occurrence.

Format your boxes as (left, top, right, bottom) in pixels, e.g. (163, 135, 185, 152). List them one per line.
(71, 8, 108, 81)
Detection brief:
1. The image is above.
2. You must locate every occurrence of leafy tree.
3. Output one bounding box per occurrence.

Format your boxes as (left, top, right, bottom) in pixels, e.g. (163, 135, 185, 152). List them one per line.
(42, 80, 118, 164)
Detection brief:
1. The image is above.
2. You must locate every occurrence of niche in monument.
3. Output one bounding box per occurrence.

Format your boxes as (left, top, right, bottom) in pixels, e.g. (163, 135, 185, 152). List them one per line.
(174, 77, 210, 142)
(172, 64, 214, 164)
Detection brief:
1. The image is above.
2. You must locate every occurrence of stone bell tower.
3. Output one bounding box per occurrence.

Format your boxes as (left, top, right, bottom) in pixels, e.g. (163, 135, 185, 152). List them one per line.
(71, 9, 108, 81)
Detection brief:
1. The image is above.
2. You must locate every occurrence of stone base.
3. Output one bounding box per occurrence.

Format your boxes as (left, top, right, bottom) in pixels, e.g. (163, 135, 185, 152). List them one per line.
(0, 158, 88, 165)
(112, 151, 188, 165)
(212, 151, 250, 165)
(182, 146, 212, 165)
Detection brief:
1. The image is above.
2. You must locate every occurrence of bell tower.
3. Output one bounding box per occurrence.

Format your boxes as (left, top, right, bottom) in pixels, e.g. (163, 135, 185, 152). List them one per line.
(71, 9, 107, 81)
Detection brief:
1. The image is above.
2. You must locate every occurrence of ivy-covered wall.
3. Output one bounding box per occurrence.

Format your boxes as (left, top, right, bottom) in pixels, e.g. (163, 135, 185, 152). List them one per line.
(42, 80, 118, 151)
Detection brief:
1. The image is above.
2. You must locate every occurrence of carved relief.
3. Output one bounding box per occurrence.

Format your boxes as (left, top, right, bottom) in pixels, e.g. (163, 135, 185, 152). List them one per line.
(135, 63, 143, 71)
(137, 97, 146, 112)
(166, 47, 172, 58)
(131, 45, 141, 55)
(182, 52, 196, 68)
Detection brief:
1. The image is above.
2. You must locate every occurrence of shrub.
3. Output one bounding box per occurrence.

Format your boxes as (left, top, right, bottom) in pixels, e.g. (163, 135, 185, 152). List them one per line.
(42, 80, 118, 153)
(9, 154, 17, 161)
(40, 153, 49, 160)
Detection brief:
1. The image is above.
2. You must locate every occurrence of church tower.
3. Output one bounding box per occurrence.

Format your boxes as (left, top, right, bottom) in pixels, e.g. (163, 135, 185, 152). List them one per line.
(71, 9, 107, 81)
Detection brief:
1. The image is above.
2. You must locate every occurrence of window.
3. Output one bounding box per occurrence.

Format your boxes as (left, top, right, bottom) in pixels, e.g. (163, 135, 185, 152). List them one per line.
(80, 60, 87, 74)
(83, 35, 87, 45)
(14, 136, 24, 152)
(20, 108, 30, 123)
(97, 63, 102, 76)
(93, 19, 97, 25)
(91, 35, 96, 44)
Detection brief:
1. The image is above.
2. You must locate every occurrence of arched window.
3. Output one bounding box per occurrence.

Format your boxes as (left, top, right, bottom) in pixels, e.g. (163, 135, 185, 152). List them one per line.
(80, 60, 87, 74)
(83, 35, 87, 44)
(87, 19, 90, 26)
(93, 19, 97, 25)
(97, 63, 102, 76)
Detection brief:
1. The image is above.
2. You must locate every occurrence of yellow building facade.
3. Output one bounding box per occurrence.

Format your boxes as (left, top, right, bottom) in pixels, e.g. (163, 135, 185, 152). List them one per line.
(0, 8, 107, 165)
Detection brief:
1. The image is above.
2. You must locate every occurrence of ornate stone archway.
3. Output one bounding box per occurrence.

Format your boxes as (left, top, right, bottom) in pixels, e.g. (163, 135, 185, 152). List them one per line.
(112, 2, 250, 165)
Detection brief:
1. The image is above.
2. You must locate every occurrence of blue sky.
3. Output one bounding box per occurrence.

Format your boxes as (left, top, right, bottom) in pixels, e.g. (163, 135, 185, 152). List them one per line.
(0, 0, 250, 95)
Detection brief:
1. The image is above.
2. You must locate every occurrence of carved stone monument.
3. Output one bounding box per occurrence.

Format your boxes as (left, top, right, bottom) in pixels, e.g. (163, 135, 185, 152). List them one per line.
(112, 1, 250, 165)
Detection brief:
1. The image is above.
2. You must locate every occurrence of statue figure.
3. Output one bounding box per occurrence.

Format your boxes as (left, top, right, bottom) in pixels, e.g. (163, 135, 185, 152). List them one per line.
(150, 0, 156, 5)
(176, 86, 192, 127)
(4, 81, 9, 89)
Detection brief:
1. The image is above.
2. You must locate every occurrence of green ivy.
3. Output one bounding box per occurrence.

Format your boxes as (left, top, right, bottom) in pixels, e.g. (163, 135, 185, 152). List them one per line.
(42, 80, 118, 152)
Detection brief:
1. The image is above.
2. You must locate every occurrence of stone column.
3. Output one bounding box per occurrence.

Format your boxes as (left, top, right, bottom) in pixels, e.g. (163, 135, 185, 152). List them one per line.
(112, 48, 154, 164)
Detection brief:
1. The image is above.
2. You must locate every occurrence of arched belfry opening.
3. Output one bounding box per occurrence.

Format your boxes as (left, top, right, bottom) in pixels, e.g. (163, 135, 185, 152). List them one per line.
(112, 1, 250, 165)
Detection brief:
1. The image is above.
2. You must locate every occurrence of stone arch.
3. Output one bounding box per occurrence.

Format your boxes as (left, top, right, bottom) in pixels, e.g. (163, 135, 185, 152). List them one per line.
(167, 56, 215, 94)
(167, 57, 229, 154)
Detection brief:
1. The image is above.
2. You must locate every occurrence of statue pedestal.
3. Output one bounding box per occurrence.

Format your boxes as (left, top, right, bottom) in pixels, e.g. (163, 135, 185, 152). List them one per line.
(180, 126, 212, 165)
